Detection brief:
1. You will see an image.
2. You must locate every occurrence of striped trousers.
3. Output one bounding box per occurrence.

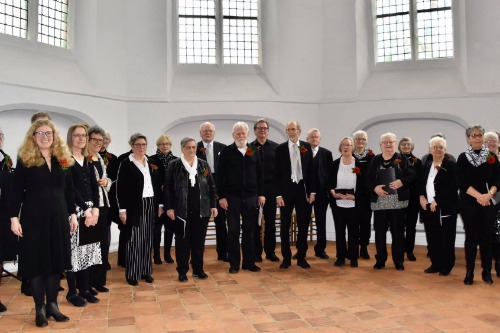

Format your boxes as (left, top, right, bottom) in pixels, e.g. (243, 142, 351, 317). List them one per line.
(126, 197, 154, 280)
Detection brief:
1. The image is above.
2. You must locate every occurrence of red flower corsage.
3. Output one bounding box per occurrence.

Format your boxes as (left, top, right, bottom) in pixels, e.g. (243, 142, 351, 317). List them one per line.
(199, 147, 206, 154)
(394, 159, 401, 167)
(86, 155, 93, 163)
(60, 159, 69, 170)
(411, 157, 418, 163)
(352, 166, 361, 174)
(150, 163, 158, 172)
(298, 144, 308, 153)
(245, 146, 255, 156)
(487, 153, 496, 165)
(368, 149, 374, 156)
(2, 154, 12, 170)
(202, 169, 209, 177)
(435, 164, 447, 172)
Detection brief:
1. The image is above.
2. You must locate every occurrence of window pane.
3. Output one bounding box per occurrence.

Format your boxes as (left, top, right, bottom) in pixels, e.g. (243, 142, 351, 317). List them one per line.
(416, 1, 453, 59)
(0, 0, 27, 38)
(376, 14, 411, 62)
(37, 0, 68, 48)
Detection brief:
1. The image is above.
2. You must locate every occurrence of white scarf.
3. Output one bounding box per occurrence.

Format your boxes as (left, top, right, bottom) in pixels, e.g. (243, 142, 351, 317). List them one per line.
(465, 145, 489, 167)
(181, 153, 198, 187)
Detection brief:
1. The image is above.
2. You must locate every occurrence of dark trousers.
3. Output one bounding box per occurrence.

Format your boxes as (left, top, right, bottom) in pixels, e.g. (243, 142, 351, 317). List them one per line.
(310, 192, 329, 255)
(332, 206, 359, 260)
(404, 197, 420, 255)
(358, 200, 373, 248)
(461, 203, 496, 271)
(214, 202, 228, 258)
(421, 207, 457, 272)
(226, 194, 258, 268)
(92, 207, 109, 288)
(175, 213, 209, 275)
(153, 214, 174, 259)
(117, 226, 127, 267)
(280, 181, 310, 262)
(255, 185, 277, 257)
(373, 208, 406, 265)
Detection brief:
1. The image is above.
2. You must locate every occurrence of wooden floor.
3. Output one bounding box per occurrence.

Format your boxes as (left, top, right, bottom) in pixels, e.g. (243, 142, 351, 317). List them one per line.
(1, 243, 500, 332)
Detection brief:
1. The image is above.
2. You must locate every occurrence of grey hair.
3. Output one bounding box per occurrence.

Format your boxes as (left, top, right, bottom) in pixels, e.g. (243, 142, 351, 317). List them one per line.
(88, 125, 106, 139)
(128, 133, 147, 146)
(286, 120, 301, 130)
(465, 125, 485, 138)
(429, 136, 447, 148)
(180, 137, 197, 148)
(484, 131, 499, 140)
(232, 121, 249, 133)
(353, 130, 367, 138)
(200, 122, 215, 131)
(379, 132, 397, 143)
(307, 128, 320, 137)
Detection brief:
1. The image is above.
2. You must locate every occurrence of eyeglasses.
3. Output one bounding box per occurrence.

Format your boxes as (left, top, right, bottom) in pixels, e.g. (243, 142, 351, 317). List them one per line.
(34, 131, 53, 138)
(341, 144, 353, 147)
(470, 133, 483, 139)
(183, 146, 197, 150)
(89, 137, 104, 144)
(201, 130, 214, 133)
(485, 140, 498, 144)
(432, 146, 445, 150)
(381, 141, 395, 145)
(400, 143, 413, 147)
(354, 137, 366, 141)
(72, 134, 87, 139)
(159, 142, 171, 147)
(133, 143, 147, 148)
(0, 133, 4, 138)
(286, 128, 298, 132)
(255, 127, 269, 131)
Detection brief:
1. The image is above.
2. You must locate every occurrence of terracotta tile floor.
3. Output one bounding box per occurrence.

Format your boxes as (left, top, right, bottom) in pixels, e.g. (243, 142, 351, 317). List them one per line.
(1, 243, 500, 332)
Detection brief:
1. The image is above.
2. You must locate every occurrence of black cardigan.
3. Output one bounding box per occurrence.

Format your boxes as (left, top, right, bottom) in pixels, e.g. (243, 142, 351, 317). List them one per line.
(71, 157, 100, 211)
(326, 157, 366, 208)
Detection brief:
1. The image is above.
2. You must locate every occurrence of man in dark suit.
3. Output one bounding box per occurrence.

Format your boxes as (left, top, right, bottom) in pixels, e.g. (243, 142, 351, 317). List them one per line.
(251, 119, 280, 262)
(216, 122, 265, 273)
(275, 120, 315, 269)
(306, 128, 333, 259)
(196, 122, 229, 262)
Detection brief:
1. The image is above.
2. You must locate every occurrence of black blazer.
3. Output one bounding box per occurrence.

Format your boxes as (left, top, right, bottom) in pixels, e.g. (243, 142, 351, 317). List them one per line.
(418, 157, 459, 216)
(196, 141, 226, 174)
(274, 140, 315, 198)
(71, 157, 100, 211)
(216, 142, 263, 199)
(327, 158, 366, 208)
(116, 155, 161, 228)
(312, 146, 334, 196)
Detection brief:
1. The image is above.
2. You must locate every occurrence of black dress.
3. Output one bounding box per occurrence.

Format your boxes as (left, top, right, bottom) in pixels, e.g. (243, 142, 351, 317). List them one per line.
(0, 149, 17, 261)
(9, 157, 75, 279)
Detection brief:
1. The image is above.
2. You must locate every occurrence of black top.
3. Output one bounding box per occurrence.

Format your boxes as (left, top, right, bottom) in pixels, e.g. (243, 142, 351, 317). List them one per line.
(0, 149, 17, 261)
(71, 157, 100, 211)
(252, 139, 278, 185)
(99, 150, 118, 181)
(312, 146, 334, 196)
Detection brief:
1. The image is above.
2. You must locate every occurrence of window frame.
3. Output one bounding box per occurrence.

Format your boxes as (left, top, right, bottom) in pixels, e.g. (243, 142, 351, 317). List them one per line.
(372, 0, 459, 70)
(174, 0, 262, 72)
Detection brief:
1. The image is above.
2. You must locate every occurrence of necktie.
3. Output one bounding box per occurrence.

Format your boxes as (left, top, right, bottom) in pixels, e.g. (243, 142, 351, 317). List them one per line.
(206, 143, 214, 172)
(293, 144, 302, 183)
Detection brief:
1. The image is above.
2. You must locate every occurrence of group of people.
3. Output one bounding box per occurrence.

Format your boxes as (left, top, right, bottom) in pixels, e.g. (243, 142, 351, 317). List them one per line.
(1, 112, 500, 328)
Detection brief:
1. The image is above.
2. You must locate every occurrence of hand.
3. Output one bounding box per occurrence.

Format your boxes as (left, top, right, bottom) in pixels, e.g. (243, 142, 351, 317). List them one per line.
(211, 208, 218, 218)
(389, 179, 403, 191)
(84, 216, 94, 227)
(219, 198, 228, 210)
(343, 194, 355, 201)
(84, 208, 93, 219)
(167, 209, 175, 220)
(158, 206, 164, 218)
(374, 185, 388, 197)
(119, 211, 127, 225)
(70, 214, 78, 233)
(309, 193, 315, 204)
(98, 178, 108, 187)
(11, 217, 23, 237)
(330, 190, 342, 199)
(258, 196, 266, 206)
(419, 196, 428, 210)
(477, 193, 492, 206)
(276, 197, 285, 207)
(430, 201, 437, 212)
(91, 207, 99, 219)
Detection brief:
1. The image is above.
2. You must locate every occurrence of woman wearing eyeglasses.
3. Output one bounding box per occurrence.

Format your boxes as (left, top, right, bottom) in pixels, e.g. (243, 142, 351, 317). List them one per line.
(10, 119, 77, 327)
(352, 130, 374, 260)
(458, 125, 500, 285)
(418, 136, 458, 276)
(116, 133, 162, 286)
(149, 134, 177, 265)
(65, 124, 102, 307)
(366, 132, 416, 271)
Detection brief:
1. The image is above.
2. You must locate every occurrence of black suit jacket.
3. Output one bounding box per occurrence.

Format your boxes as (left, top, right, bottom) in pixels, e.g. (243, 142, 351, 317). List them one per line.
(274, 140, 315, 198)
(196, 141, 226, 174)
(418, 158, 459, 216)
(312, 146, 334, 197)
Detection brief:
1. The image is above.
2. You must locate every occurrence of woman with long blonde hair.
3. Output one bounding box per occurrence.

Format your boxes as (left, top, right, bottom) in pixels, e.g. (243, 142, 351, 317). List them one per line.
(10, 119, 77, 327)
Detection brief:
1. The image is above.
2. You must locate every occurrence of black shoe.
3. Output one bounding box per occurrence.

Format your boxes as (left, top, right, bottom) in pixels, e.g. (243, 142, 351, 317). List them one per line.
(35, 304, 48, 328)
(482, 270, 493, 284)
(439, 270, 450, 276)
(350, 260, 358, 268)
(334, 259, 345, 267)
(89, 288, 98, 296)
(218, 254, 230, 262)
(255, 256, 263, 263)
(279, 261, 291, 269)
(0, 301, 6, 312)
(395, 263, 405, 271)
(373, 261, 385, 270)
(164, 255, 175, 264)
(46, 302, 69, 322)
(94, 286, 109, 293)
(229, 267, 239, 274)
(407, 253, 417, 261)
(297, 260, 311, 269)
(58, 285, 65, 291)
(464, 270, 474, 285)
(242, 265, 261, 272)
(424, 266, 440, 274)
(66, 293, 87, 307)
(106, 262, 112, 270)
(154, 256, 163, 265)
(266, 253, 280, 262)
(79, 290, 100, 304)
(141, 275, 154, 283)
(127, 279, 138, 286)
(292, 253, 298, 260)
(315, 252, 329, 259)
(178, 274, 188, 282)
(360, 247, 370, 260)
(192, 271, 208, 279)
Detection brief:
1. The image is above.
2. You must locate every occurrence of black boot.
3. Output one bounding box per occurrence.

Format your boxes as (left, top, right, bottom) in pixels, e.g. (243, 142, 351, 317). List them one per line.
(0, 301, 6, 312)
(464, 270, 474, 285)
(482, 270, 493, 284)
(360, 246, 370, 260)
(46, 302, 69, 322)
(153, 251, 162, 265)
(35, 304, 48, 327)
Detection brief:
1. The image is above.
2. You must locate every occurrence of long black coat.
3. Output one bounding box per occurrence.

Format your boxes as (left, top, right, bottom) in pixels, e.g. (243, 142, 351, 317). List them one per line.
(0, 149, 17, 261)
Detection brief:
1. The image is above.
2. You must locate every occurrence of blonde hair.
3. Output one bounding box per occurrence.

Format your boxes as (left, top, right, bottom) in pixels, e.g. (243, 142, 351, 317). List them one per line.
(67, 123, 90, 157)
(156, 134, 173, 147)
(18, 119, 73, 168)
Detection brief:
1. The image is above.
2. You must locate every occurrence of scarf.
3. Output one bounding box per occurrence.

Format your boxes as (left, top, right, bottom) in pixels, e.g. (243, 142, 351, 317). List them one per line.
(155, 149, 176, 171)
(354, 148, 369, 160)
(181, 153, 198, 187)
(465, 145, 489, 167)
